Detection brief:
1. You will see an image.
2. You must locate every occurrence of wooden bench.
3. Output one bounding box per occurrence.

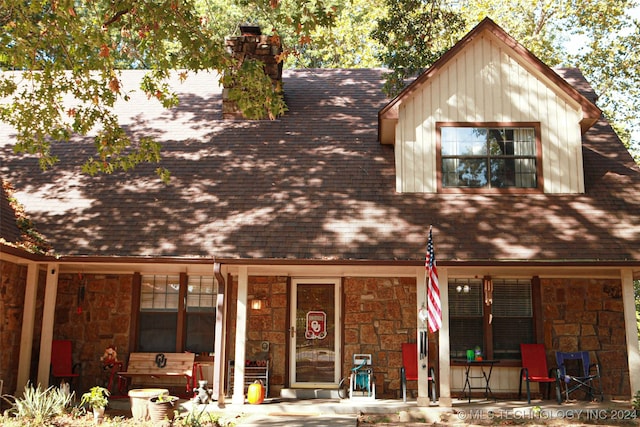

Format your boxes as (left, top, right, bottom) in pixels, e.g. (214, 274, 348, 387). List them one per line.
(118, 352, 195, 394)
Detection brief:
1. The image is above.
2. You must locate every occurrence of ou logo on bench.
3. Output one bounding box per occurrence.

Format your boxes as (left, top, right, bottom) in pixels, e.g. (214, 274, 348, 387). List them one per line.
(155, 353, 167, 368)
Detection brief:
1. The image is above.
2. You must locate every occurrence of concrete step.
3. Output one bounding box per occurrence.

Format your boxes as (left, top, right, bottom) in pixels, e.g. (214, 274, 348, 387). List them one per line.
(280, 388, 341, 400)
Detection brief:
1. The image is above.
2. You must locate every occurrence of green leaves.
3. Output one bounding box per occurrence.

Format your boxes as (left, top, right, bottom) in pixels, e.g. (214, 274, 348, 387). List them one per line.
(0, 0, 289, 181)
(221, 58, 288, 120)
(372, 0, 465, 97)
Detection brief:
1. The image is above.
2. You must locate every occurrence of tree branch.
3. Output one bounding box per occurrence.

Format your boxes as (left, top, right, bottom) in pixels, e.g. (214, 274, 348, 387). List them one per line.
(103, 9, 130, 28)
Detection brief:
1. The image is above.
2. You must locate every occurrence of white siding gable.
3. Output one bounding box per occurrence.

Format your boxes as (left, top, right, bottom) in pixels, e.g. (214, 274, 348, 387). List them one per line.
(394, 33, 585, 194)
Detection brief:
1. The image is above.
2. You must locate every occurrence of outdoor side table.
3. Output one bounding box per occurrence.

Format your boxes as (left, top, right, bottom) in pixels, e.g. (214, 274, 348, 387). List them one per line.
(456, 359, 499, 403)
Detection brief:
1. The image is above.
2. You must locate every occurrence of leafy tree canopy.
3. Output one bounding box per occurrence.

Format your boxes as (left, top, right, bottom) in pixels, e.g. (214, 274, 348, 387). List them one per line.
(0, 0, 340, 180)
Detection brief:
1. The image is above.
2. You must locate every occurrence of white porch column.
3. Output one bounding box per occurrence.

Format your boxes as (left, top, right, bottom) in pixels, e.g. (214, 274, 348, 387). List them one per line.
(416, 267, 429, 405)
(37, 263, 59, 387)
(438, 268, 451, 406)
(16, 262, 39, 394)
(232, 266, 248, 404)
(621, 269, 640, 397)
(213, 262, 227, 405)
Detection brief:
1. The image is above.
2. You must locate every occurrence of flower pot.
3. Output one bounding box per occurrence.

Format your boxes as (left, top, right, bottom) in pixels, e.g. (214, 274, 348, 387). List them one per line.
(129, 388, 169, 421)
(93, 407, 105, 424)
(93, 408, 104, 424)
(148, 395, 178, 424)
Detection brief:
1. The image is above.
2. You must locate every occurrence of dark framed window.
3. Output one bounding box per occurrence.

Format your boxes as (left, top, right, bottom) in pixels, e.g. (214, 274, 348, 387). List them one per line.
(138, 274, 217, 354)
(438, 123, 542, 192)
(449, 278, 534, 361)
(185, 275, 217, 354)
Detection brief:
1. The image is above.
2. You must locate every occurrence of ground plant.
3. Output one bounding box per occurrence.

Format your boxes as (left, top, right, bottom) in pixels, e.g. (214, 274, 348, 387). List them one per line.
(0, 384, 239, 427)
(1, 383, 74, 426)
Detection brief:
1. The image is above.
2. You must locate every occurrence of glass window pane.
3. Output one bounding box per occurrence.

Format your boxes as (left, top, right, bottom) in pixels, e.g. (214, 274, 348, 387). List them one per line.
(457, 159, 488, 187)
(493, 281, 532, 317)
(199, 295, 214, 307)
(187, 276, 217, 308)
(186, 312, 215, 354)
(442, 158, 488, 188)
(442, 127, 487, 156)
(450, 318, 484, 359)
(140, 294, 153, 309)
(152, 294, 166, 308)
(492, 280, 533, 360)
(490, 158, 518, 188)
(166, 293, 179, 309)
(440, 126, 536, 189)
(138, 312, 177, 352)
(187, 295, 200, 307)
(493, 318, 534, 359)
(442, 158, 460, 187)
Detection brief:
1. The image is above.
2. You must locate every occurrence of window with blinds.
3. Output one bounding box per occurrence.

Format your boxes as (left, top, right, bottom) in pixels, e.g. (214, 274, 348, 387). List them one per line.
(492, 280, 534, 359)
(139, 275, 180, 352)
(186, 276, 217, 354)
(138, 275, 217, 354)
(438, 123, 542, 191)
(449, 278, 533, 360)
(449, 279, 483, 359)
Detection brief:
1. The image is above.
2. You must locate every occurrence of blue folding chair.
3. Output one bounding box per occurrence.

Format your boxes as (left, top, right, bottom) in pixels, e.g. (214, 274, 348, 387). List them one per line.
(555, 351, 603, 402)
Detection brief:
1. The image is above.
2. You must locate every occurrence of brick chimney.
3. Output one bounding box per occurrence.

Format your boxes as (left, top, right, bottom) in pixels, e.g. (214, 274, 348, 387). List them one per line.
(222, 26, 284, 119)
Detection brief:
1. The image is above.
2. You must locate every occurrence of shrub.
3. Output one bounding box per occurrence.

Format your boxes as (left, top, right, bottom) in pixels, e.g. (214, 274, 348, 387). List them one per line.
(2, 383, 74, 426)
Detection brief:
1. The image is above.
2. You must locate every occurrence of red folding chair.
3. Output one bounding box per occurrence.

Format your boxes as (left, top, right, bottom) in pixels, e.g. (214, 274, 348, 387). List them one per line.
(51, 340, 81, 388)
(519, 344, 561, 403)
(400, 342, 437, 403)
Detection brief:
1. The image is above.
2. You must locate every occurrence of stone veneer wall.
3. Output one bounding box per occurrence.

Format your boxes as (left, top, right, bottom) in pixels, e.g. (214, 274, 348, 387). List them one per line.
(228, 276, 426, 399)
(55, 273, 132, 393)
(542, 278, 630, 399)
(226, 276, 289, 397)
(0, 261, 46, 397)
(343, 277, 426, 399)
(0, 260, 28, 396)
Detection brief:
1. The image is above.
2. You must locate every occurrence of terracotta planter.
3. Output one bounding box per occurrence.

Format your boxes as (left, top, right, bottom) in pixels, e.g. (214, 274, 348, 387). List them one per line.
(128, 388, 169, 421)
(148, 396, 178, 424)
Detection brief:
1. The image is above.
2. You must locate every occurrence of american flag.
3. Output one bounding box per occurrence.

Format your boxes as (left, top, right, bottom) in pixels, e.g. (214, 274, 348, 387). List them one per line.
(426, 226, 441, 333)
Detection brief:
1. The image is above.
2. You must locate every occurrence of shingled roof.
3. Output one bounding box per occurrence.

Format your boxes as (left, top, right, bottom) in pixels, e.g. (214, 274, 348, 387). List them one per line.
(1, 67, 639, 264)
(0, 179, 22, 245)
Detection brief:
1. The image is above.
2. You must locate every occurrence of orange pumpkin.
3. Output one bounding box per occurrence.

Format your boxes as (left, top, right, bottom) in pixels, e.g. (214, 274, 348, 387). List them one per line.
(247, 381, 265, 404)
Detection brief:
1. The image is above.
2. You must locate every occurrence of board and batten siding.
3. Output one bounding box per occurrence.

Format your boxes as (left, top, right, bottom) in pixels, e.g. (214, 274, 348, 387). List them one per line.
(395, 33, 585, 194)
(450, 366, 525, 394)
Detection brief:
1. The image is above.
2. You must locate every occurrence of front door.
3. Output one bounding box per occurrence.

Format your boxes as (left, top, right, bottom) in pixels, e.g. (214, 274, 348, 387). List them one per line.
(289, 278, 341, 387)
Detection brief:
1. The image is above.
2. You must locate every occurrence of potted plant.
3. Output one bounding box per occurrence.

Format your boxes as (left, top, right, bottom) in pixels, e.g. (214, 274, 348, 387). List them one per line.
(148, 393, 179, 423)
(80, 385, 110, 423)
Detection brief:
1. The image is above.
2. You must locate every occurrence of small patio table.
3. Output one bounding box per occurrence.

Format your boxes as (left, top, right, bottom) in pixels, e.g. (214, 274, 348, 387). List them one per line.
(455, 359, 499, 403)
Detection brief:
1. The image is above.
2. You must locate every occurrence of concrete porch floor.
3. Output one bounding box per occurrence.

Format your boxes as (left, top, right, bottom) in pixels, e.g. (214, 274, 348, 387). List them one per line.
(108, 396, 638, 426)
